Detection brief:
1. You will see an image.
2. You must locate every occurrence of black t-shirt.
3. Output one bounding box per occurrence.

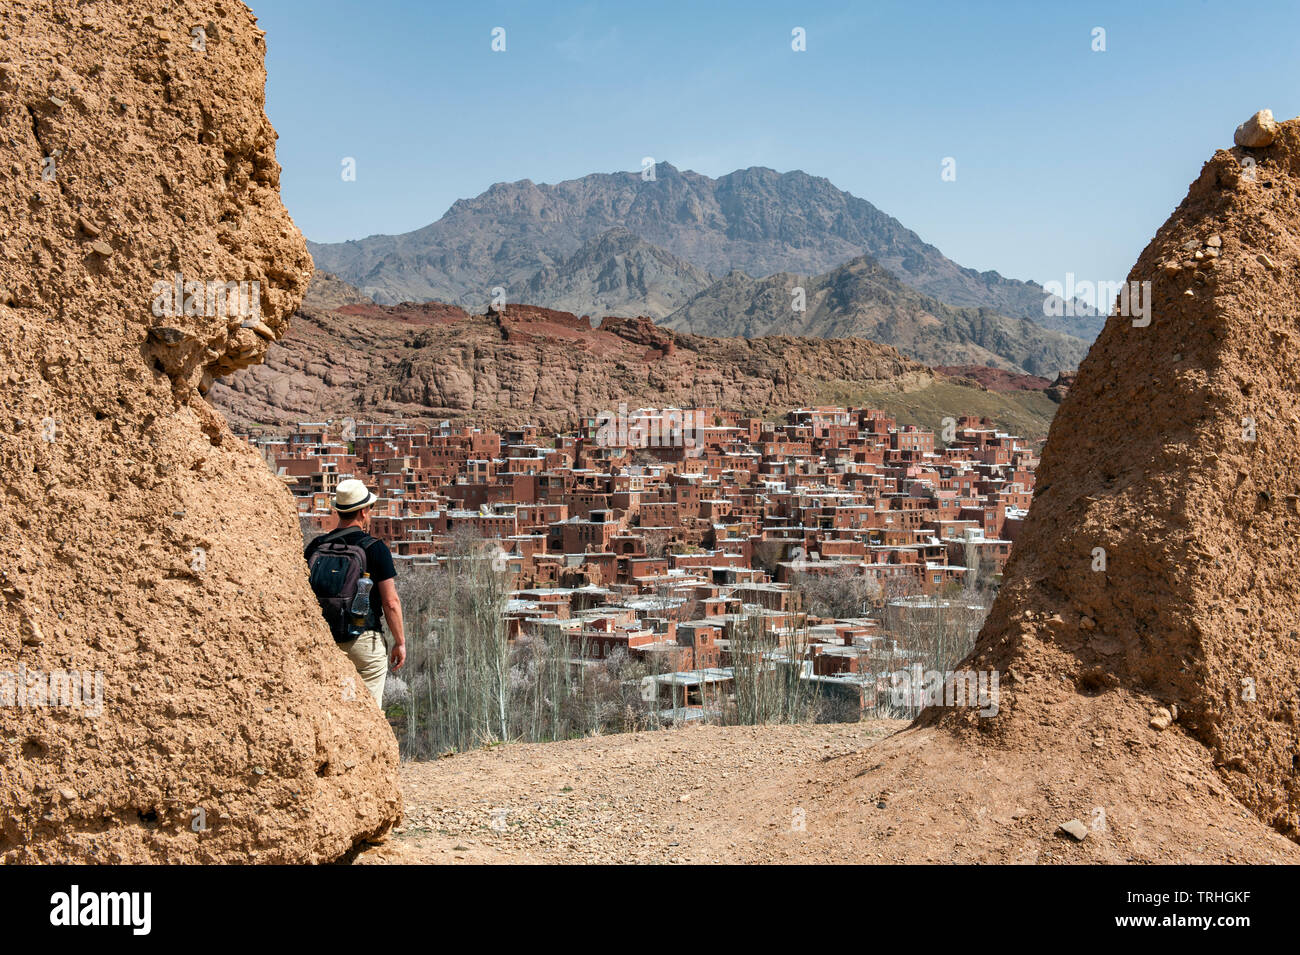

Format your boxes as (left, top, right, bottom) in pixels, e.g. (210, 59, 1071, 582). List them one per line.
(304, 528, 397, 631)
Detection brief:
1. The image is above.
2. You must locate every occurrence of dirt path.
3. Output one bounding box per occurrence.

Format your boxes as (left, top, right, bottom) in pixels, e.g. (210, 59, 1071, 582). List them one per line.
(358, 717, 1300, 865)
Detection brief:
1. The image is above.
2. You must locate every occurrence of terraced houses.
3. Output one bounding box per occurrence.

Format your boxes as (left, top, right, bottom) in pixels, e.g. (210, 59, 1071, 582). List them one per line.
(240, 407, 1037, 717)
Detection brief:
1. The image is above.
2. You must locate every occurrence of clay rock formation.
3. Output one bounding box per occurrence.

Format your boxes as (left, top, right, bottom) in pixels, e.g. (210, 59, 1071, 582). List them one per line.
(0, 0, 400, 861)
(934, 114, 1300, 840)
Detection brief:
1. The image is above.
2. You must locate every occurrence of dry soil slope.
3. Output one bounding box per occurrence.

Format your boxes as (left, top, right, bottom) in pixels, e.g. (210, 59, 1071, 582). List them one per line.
(0, 0, 400, 862)
(365, 720, 1296, 864)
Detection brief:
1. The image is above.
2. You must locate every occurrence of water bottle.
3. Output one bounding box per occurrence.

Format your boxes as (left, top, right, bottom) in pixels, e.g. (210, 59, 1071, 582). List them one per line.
(349, 573, 373, 635)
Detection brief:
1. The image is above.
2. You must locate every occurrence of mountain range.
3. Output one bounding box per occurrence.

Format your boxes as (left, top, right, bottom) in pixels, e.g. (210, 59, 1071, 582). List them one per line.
(309, 164, 1102, 374)
(307, 163, 1056, 319)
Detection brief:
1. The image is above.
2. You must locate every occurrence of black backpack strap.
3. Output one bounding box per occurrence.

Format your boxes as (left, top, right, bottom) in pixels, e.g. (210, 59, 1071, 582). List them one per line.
(308, 527, 354, 555)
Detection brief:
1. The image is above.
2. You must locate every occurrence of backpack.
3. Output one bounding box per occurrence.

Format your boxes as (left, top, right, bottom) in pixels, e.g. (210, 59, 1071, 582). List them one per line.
(307, 528, 376, 642)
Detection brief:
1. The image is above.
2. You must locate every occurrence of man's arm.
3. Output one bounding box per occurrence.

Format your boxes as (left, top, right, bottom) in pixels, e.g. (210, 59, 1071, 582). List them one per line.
(375, 577, 405, 670)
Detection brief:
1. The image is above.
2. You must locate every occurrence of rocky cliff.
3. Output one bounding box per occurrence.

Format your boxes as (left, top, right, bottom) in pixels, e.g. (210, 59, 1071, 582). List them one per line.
(213, 281, 938, 431)
(0, 0, 400, 862)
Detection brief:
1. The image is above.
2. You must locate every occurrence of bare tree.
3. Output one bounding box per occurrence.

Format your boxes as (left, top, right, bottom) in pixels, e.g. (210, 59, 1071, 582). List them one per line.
(642, 528, 670, 559)
(723, 609, 820, 726)
(794, 565, 879, 619)
(391, 531, 653, 758)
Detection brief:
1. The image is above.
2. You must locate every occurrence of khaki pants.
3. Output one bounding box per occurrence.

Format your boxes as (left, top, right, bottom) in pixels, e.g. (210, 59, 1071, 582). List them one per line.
(340, 630, 388, 708)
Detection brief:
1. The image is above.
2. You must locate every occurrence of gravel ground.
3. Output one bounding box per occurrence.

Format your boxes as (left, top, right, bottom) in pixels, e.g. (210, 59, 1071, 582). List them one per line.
(358, 715, 1300, 866)
(359, 721, 901, 864)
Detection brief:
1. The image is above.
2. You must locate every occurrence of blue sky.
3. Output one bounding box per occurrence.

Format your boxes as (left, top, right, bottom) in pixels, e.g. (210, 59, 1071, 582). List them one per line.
(253, 0, 1300, 300)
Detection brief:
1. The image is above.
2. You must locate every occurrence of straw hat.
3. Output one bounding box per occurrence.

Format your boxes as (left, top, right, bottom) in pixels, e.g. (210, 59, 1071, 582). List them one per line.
(333, 478, 378, 514)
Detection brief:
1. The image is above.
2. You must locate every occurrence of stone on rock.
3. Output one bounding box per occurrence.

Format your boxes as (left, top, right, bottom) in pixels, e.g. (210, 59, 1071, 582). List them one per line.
(1234, 109, 1278, 148)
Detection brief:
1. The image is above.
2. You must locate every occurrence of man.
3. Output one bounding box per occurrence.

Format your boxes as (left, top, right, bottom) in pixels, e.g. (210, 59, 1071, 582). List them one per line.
(304, 478, 406, 708)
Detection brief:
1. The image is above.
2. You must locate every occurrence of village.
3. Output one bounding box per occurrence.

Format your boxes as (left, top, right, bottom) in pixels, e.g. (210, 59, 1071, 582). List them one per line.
(238, 406, 1036, 724)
